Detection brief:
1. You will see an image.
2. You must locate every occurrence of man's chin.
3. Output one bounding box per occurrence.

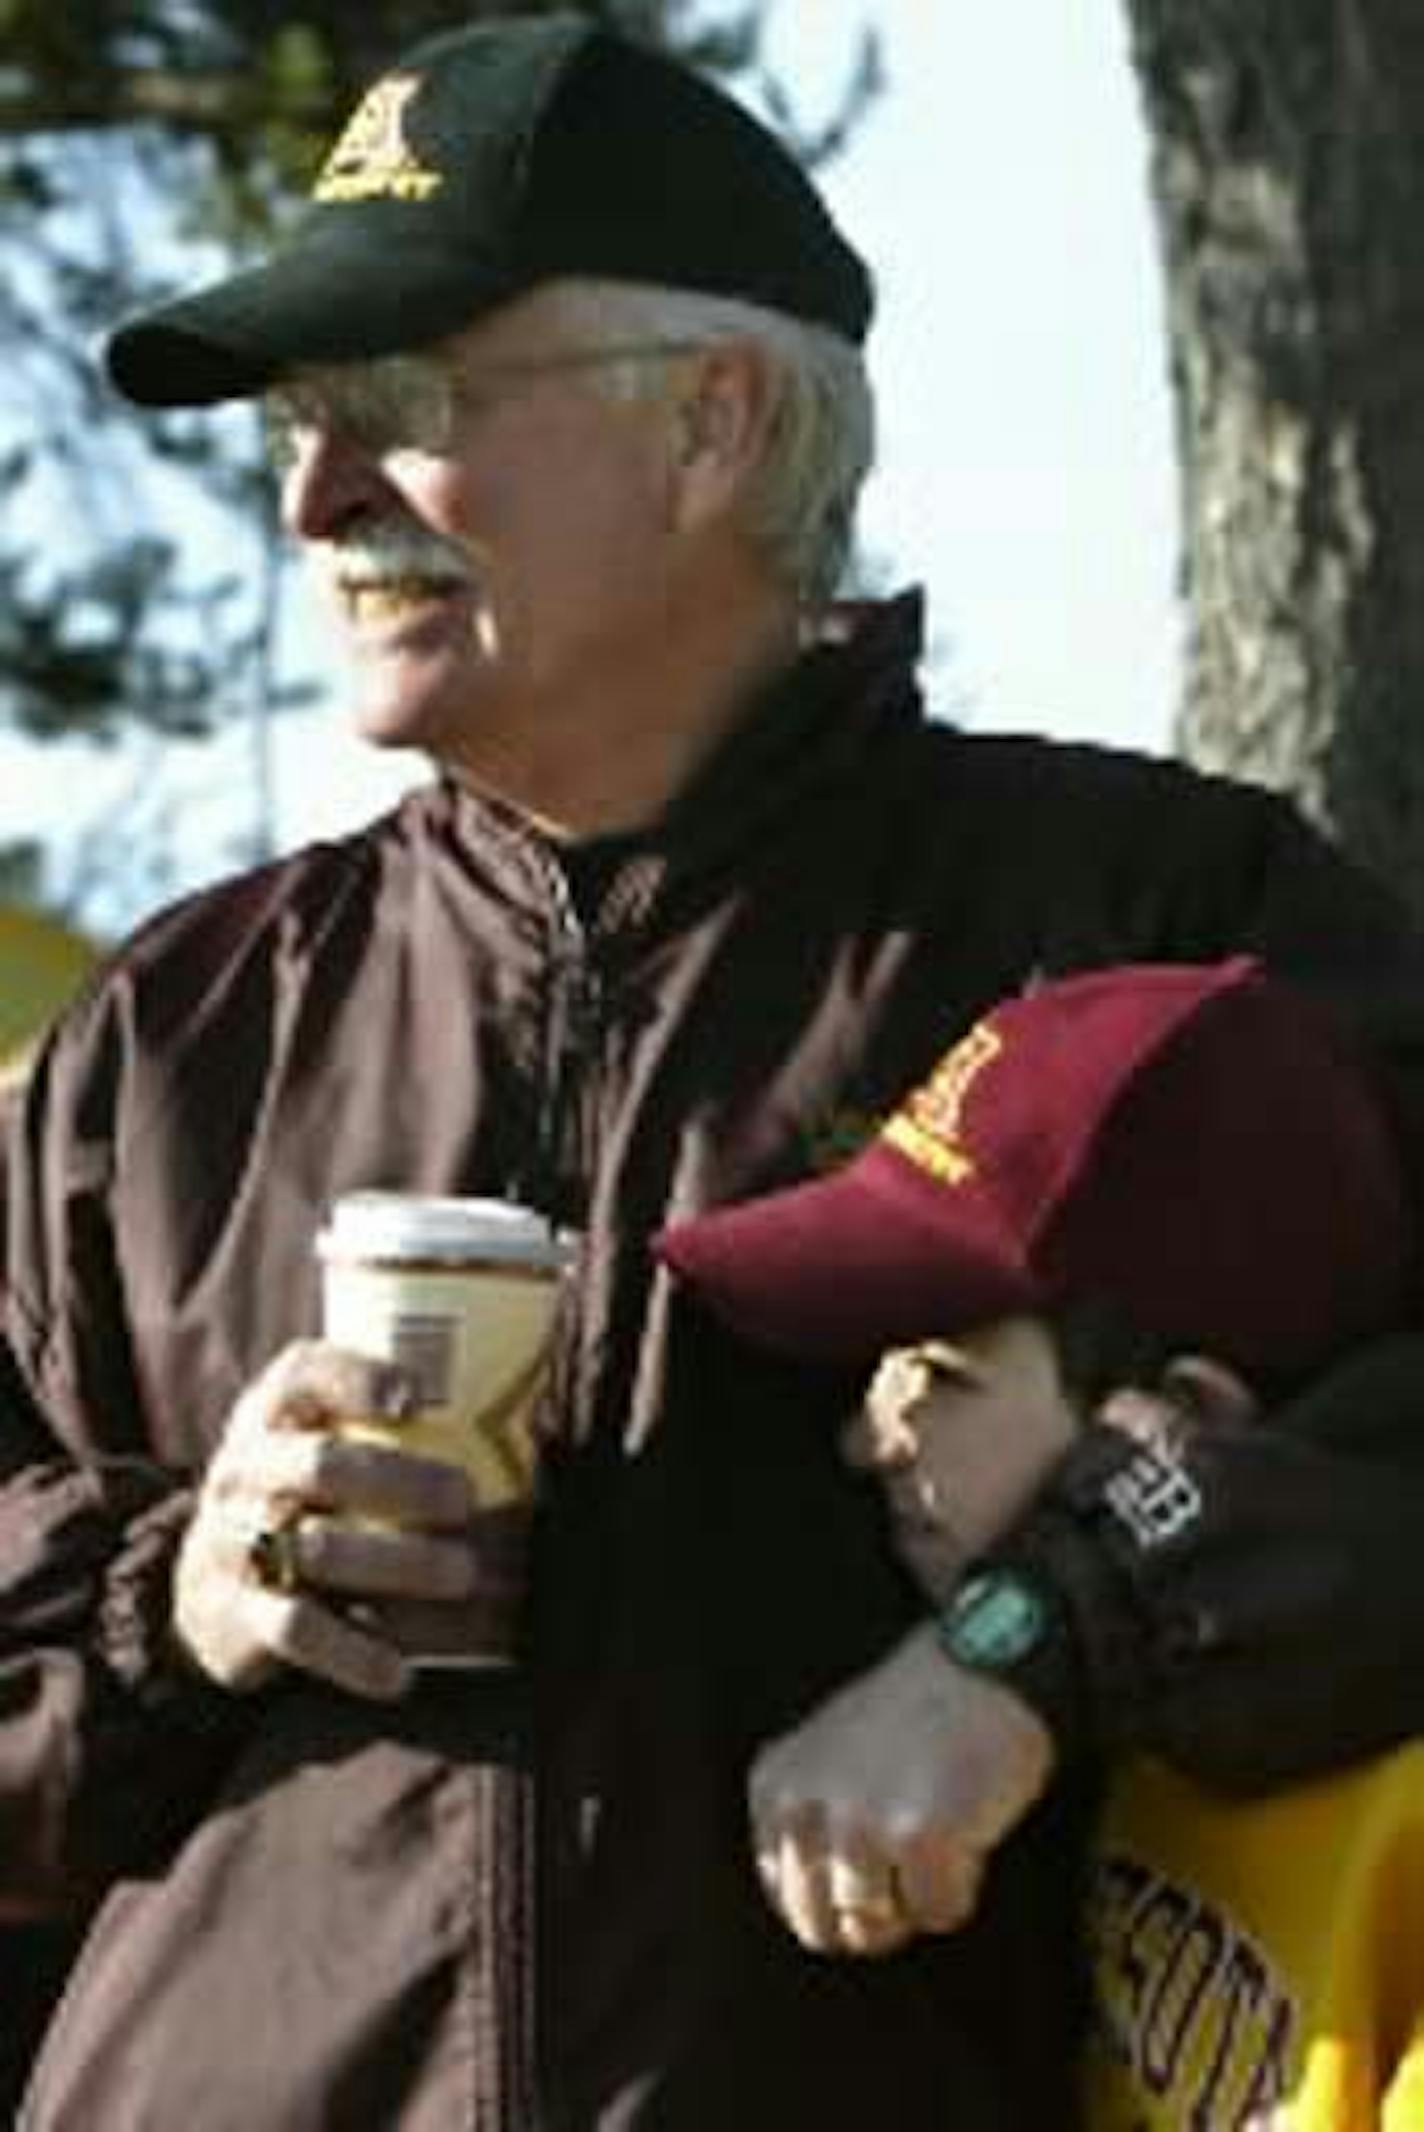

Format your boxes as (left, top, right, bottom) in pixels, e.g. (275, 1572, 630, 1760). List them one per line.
(347, 688, 450, 755)
(342, 650, 477, 753)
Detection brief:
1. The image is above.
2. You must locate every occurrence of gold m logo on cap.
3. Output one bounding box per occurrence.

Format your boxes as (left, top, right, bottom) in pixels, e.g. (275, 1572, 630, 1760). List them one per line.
(315, 75, 444, 205)
(882, 1020, 1002, 1185)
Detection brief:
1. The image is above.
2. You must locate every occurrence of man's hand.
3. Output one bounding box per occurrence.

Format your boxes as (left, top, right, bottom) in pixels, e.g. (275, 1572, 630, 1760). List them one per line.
(174, 1341, 494, 1700)
(747, 1621, 1055, 1957)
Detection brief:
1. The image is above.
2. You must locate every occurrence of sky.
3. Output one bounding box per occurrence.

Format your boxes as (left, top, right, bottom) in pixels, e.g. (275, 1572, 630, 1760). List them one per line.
(769, 0, 1179, 752)
(2, 1, 1182, 926)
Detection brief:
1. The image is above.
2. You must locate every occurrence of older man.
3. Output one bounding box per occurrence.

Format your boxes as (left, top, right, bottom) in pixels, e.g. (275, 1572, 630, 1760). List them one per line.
(4, 15, 1424, 2128)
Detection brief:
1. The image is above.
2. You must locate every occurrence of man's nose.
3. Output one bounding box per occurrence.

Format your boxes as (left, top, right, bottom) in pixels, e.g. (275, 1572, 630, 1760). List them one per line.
(279, 423, 389, 543)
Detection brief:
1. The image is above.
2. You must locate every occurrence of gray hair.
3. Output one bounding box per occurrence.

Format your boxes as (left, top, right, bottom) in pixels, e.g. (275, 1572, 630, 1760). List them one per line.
(551, 279, 875, 604)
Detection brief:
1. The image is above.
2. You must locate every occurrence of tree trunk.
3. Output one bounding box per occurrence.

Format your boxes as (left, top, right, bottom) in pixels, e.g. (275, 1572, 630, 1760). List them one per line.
(1124, 0, 1424, 918)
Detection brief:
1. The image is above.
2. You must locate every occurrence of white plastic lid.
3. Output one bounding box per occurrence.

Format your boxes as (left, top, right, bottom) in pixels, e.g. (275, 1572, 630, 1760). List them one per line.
(317, 1192, 573, 1269)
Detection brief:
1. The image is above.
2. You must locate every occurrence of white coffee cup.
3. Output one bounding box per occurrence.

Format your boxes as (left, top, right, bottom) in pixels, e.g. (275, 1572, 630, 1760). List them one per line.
(318, 1192, 572, 1501)
(316, 1193, 574, 1663)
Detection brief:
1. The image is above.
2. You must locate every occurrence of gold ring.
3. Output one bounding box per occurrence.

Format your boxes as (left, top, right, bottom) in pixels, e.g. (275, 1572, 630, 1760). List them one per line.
(247, 1512, 305, 1595)
(833, 1888, 902, 1925)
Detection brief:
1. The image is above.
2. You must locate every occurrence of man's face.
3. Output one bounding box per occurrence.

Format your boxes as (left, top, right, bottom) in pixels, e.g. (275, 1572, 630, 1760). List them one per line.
(271, 290, 698, 778)
(844, 1318, 1080, 1602)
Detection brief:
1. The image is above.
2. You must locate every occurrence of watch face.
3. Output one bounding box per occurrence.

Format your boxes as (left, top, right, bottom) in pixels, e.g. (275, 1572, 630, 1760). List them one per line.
(941, 1570, 1048, 1671)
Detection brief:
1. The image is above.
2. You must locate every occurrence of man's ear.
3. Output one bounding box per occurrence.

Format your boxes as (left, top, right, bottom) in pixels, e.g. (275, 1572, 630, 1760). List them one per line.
(1159, 1354, 1261, 1429)
(666, 341, 776, 533)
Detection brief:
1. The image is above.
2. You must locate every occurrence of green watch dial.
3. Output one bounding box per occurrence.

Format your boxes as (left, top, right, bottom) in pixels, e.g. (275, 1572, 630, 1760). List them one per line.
(938, 1569, 1049, 1672)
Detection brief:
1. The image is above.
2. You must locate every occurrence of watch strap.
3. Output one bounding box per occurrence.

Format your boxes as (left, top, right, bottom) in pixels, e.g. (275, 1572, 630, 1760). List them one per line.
(934, 1562, 1091, 1757)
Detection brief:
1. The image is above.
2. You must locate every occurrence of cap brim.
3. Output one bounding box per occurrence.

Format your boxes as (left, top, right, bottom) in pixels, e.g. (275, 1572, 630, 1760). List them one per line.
(105, 226, 525, 407)
(656, 1146, 1033, 1365)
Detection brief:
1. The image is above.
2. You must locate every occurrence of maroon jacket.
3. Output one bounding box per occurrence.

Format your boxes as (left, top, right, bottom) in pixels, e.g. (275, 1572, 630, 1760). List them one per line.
(5, 596, 1424, 2128)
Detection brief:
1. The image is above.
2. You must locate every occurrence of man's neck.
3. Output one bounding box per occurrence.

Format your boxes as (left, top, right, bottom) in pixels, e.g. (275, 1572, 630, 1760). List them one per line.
(442, 570, 802, 838)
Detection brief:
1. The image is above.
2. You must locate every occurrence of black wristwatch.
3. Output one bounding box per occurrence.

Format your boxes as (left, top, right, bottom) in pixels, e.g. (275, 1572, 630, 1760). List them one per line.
(933, 1565, 1085, 1750)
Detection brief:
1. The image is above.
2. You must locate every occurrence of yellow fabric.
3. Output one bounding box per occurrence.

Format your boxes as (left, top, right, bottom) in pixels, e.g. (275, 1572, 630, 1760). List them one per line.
(1083, 1742, 1424, 2130)
(0, 905, 97, 1065)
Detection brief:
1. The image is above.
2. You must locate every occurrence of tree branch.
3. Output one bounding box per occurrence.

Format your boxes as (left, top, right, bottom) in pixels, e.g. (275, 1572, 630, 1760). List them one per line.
(0, 68, 323, 137)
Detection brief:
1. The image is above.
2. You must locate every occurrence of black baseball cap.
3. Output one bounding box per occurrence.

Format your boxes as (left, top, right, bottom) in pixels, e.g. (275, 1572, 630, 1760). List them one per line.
(106, 13, 873, 409)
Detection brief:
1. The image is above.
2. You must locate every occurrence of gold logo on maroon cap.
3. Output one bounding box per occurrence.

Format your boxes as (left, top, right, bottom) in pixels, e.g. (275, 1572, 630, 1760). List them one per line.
(882, 1020, 1002, 1185)
(315, 75, 443, 205)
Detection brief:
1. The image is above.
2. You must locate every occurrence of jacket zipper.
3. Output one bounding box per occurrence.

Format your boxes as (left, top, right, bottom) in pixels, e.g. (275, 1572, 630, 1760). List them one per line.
(509, 858, 606, 2129)
(533, 867, 604, 1229)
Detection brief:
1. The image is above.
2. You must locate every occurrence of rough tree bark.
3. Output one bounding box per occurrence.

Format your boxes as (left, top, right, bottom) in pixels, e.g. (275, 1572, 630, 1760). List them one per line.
(1124, 0, 1424, 918)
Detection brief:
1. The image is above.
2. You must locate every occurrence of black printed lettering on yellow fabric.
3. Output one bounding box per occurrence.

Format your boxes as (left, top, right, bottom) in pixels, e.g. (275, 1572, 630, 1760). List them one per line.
(1188, 1938, 1271, 2132)
(1087, 1851, 1296, 2129)
(1140, 1906, 1225, 2097)
(1234, 1995, 1293, 2130)
(1086, 1854, 1154, 2068)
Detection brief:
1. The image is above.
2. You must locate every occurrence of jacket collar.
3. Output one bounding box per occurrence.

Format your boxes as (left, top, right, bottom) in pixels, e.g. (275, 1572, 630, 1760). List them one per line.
(410, 590, 927, 933)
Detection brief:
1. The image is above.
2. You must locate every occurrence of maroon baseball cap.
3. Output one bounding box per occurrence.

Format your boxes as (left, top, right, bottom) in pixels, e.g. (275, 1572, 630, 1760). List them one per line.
(656, 958, 1412, 1373)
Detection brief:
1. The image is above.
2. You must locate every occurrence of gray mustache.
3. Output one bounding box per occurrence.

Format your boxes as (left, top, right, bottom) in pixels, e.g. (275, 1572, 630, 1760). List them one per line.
(327, 523, 476, 587)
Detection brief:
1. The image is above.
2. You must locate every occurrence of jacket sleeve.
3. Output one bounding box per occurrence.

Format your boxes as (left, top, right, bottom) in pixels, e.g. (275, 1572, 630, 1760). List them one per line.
(975, 771, 1424, 1790)
(0, 1018, 250, 1918)
(0, 1433, 244, 1915)
(1155, 771, 1424, 1187)
(1030, 746, 1424, 1183)
(982, 1335, 1424, 1793)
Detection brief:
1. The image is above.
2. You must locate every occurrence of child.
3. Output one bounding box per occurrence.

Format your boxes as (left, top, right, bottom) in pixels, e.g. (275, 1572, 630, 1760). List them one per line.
(657, 955, 1424, 2132)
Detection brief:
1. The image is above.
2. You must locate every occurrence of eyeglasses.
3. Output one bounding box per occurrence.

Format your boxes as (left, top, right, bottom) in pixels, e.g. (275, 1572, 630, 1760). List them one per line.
(264, 339, 709, 470)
